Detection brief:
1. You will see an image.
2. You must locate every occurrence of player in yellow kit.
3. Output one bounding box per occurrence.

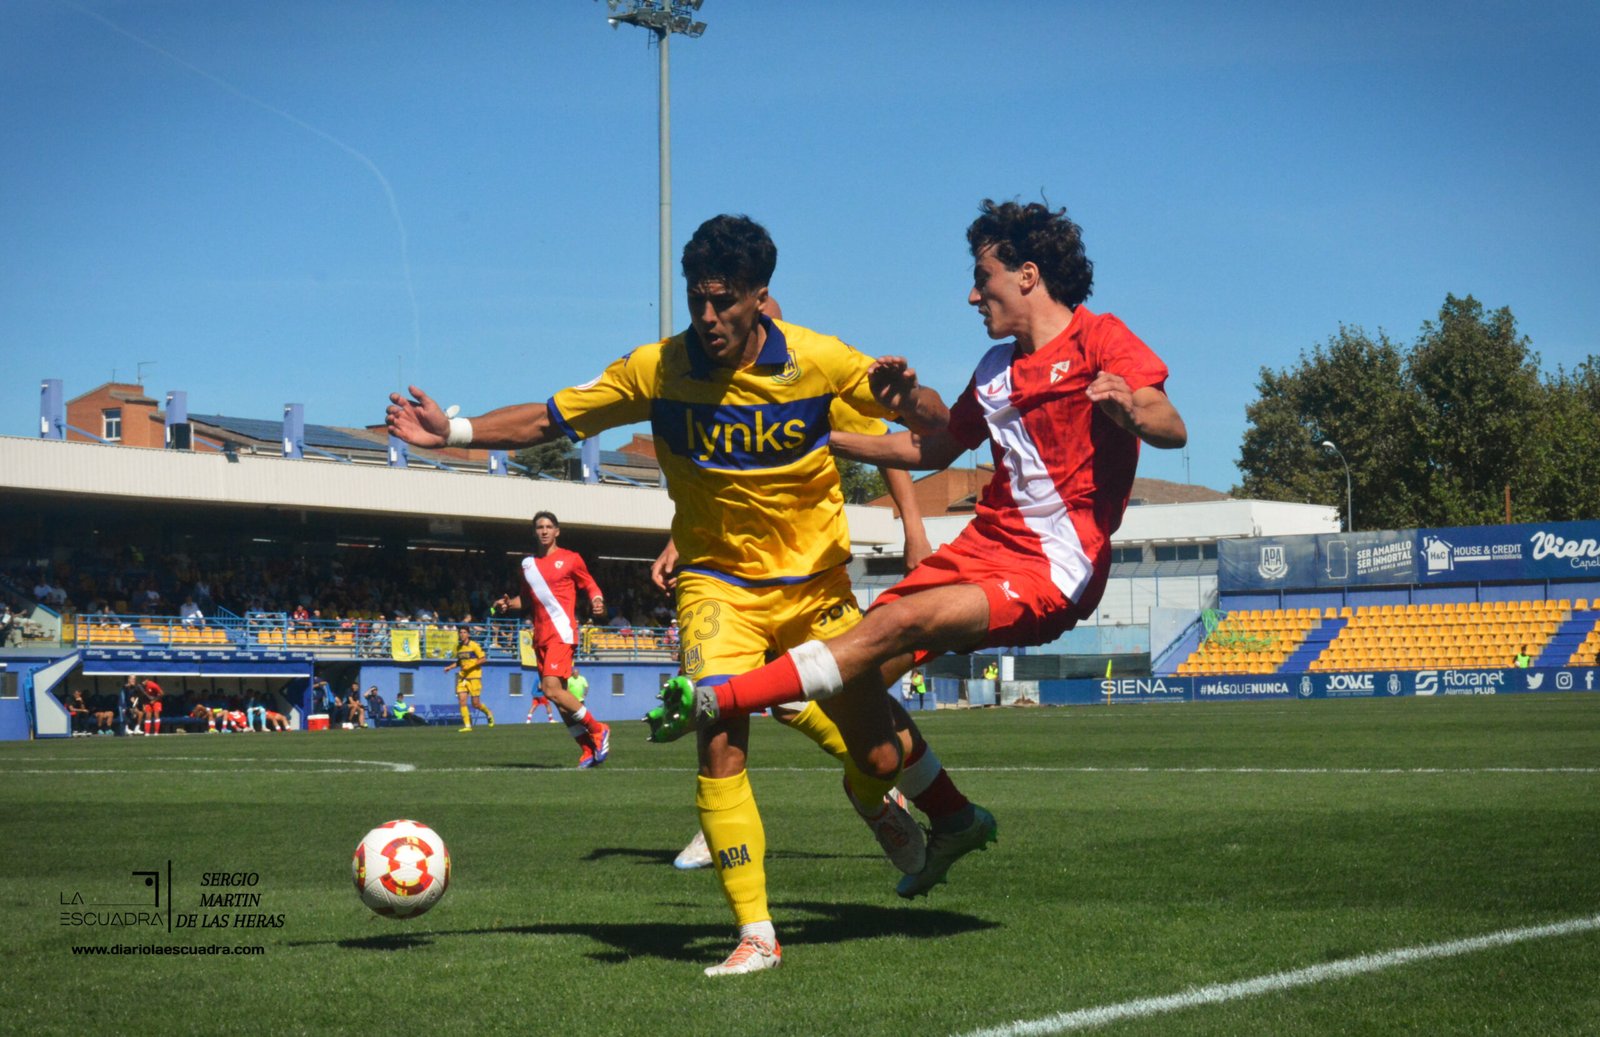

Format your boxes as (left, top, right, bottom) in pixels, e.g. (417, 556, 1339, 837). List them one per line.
(443, 627, 494, 731)
(386, 214, 981, 976)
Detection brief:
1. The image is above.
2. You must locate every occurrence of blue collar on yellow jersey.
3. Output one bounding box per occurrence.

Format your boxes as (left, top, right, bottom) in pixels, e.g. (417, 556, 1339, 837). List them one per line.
(684, 314, 789, 378)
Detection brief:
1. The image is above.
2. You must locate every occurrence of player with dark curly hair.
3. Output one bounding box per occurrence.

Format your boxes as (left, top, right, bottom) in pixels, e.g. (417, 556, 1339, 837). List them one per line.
(648, 198, 1189, 898)
(967, 198, 1094, 309)
(386, 213, 977, 977)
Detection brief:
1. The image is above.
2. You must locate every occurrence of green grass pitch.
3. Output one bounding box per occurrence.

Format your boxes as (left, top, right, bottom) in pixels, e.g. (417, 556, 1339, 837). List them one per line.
(3, 696, 1598, 1036)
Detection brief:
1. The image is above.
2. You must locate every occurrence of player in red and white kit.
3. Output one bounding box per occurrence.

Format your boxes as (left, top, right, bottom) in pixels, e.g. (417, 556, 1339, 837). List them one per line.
(492, 511, 611, 768)
(649, 199, 1188, 897)
(141, 677, 164, 736)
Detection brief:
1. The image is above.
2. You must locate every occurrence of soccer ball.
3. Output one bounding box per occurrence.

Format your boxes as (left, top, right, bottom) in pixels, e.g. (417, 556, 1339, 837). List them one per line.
(351, 819, 450, 919)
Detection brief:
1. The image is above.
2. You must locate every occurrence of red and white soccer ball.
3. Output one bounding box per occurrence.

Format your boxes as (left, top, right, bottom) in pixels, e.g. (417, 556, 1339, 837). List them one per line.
(351, 819, 450, 919)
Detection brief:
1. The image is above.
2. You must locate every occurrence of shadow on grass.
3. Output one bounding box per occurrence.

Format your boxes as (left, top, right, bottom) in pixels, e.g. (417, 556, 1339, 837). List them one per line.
(580, 845, 887, 866)
(300, 900, 998, 962)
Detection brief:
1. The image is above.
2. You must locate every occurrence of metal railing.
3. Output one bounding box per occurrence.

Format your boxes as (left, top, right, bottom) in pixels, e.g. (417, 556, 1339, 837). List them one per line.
(63, 611, 680, 663)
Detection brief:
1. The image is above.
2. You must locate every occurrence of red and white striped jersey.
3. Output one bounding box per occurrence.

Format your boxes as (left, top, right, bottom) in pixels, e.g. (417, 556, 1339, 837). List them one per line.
(946, 305, 1169, 613)
(518, 547, 602, 646)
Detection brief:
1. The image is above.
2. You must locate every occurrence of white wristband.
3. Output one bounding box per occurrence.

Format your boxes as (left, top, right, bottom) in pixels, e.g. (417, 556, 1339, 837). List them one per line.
(446, 417, 474, 446)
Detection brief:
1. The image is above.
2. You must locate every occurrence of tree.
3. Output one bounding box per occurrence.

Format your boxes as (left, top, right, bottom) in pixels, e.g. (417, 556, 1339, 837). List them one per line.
(513, 439, 575, 480)
(1525, 358, 1600, 522)
(1236, 294, 1600, 528)
(1235, 325, 1423, 530)
(836, 458, 888, 505)
(1407, 295, 1542, 525)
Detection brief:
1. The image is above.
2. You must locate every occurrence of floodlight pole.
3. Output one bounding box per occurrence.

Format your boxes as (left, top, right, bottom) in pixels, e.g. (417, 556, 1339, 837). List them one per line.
(1321, 440, 1353, 532)
(601, 2, 707, 341)
(656, 29, 671, 340)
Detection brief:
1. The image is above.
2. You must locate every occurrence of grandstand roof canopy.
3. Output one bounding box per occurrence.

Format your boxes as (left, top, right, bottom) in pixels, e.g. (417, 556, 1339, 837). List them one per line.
(0, 434, 900, 550)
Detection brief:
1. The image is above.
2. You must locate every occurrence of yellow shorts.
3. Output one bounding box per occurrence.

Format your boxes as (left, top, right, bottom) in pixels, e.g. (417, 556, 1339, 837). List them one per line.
(675, 566, 864, 682)
(456, 679, 482, 698)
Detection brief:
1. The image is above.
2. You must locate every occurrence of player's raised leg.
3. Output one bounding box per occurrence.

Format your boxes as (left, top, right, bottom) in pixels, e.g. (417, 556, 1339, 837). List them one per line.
(650, 583, 999, 896)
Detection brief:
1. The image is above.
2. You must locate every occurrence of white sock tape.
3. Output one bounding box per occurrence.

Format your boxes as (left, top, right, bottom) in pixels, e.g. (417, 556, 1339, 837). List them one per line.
(791, 640, 845, 702)
(896, 746, 942, 799)
(446, 416, 474, 446)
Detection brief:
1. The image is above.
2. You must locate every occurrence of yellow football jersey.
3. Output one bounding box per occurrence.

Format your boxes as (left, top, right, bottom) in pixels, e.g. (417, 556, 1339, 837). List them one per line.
(455, 639, 485, 679)
(548, 316, 890, 585)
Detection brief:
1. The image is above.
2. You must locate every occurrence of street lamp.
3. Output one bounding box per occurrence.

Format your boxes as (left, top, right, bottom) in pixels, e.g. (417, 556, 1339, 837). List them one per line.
(598, 1, 708, 340)
(1320, 440, 1353, 532)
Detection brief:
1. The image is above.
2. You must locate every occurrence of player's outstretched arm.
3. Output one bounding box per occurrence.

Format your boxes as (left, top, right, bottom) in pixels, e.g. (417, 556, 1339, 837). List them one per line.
(490, 593, 523, 615)
(1085, 374, 1188, 449)
(386, 386, 560, 450)
(880, 468, 933, 570)
(868, 357, 949, 436)
(833, 427, 965, 471)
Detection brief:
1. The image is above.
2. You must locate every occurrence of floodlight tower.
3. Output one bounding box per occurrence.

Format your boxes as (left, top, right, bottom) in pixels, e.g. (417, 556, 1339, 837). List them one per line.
(599, 1, 707, 340)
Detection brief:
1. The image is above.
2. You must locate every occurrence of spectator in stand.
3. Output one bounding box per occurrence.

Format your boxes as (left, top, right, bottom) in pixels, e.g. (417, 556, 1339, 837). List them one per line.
(0, 603, 16, 648)
(193, 578, 214, 612)
(363, 685, 387, 727)
(179, 597, 205, 628)
(292, 604, 312, 632)
(140, 583, 163, 616)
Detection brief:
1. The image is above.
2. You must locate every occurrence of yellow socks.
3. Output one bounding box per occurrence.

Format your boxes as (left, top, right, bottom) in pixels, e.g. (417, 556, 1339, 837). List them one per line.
(696, 771, 768, 927)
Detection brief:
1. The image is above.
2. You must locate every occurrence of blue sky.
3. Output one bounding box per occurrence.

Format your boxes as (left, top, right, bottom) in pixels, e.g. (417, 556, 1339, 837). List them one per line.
(3, 1, 1597, 493)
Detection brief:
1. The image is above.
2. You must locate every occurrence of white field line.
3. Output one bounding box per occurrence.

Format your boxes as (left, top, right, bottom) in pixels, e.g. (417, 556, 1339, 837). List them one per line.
(956, 913, 1600, 1037)
(0, 756, 413, 774)
(1, 760, 1596, 776)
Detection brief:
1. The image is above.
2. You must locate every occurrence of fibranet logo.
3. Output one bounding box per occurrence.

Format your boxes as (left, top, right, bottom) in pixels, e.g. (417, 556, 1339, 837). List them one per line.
(1415, 671, 1439, 696)
(1442, 670, 1502, 694)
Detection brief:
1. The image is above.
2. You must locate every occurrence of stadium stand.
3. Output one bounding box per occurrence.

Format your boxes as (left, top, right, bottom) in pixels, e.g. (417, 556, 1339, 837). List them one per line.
(1176, 598, 1600, 675)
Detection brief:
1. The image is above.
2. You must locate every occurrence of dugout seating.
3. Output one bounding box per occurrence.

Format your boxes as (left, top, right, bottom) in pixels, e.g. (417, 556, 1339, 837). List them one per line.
(1176, 598, 1599, 675)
